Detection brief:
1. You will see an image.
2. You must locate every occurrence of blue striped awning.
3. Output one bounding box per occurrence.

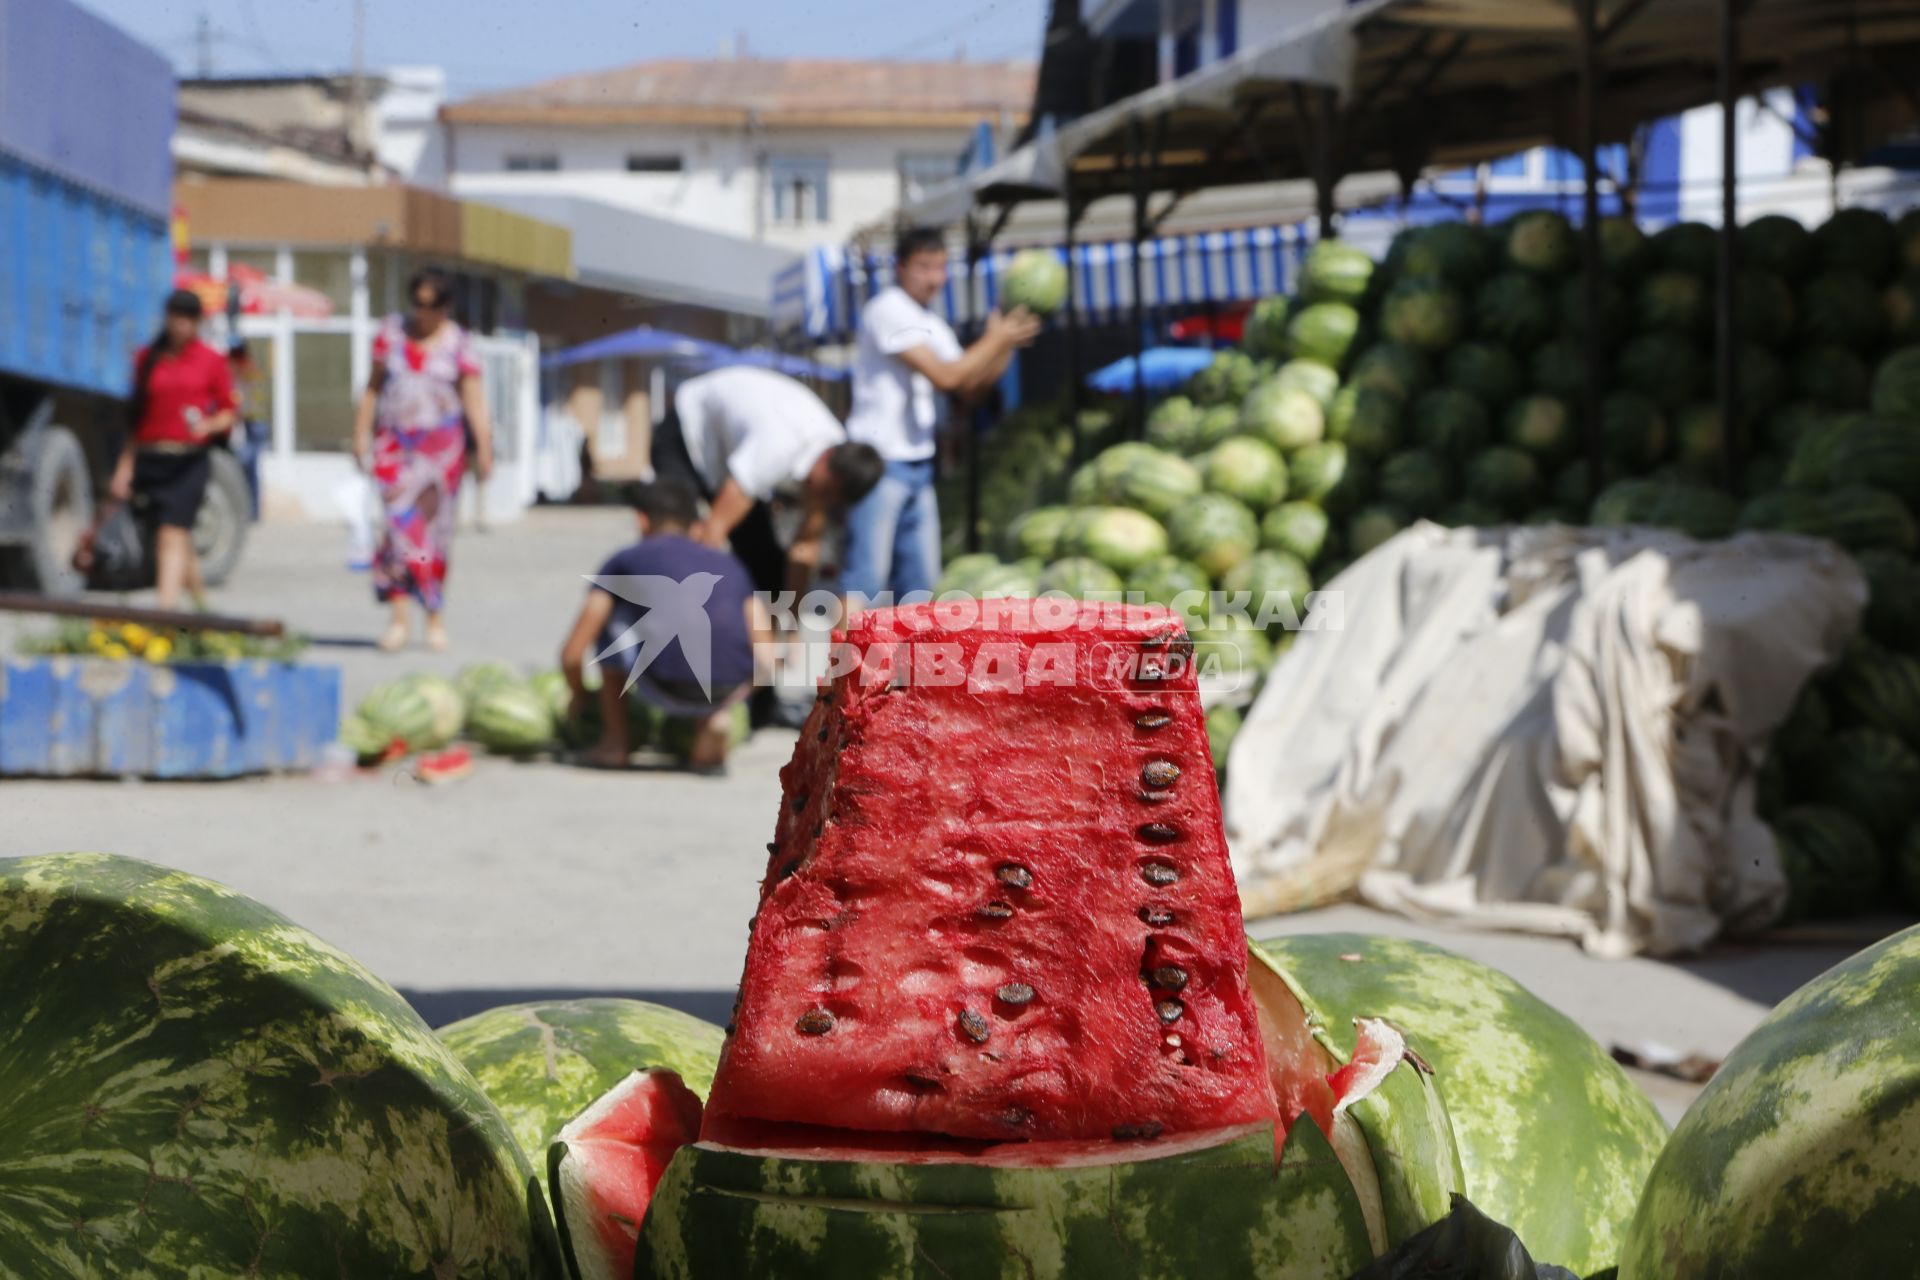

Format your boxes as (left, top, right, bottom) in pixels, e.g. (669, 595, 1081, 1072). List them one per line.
(773, 224, 1316, 342)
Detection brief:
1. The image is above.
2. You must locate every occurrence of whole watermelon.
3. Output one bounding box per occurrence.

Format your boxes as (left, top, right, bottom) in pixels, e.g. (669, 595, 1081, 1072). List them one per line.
(358, 679, 437, 751)
(1591, 478, 1665, 527)
(1096, 445, 1205, 520)
(402, 672, 468, 749)
(1144, 395, 1202, 452)
(457, 661, 522, 702)
(1615, 334, 1701, 412)
(1530, 338, 1588, 399)
(1740, 213, 1814, 281)
(468, 683, 557, 755)
(439, 998, 723, 1176)
(1825, 638, 1920, 749)
(1070, 507, 1169, 575)
(1261, 501, 1331, 565)
(1652, 221, 1720, 278)
(1804, 726, 1920, 840)
(1333, 386, 1406, 459)
(1870, 346, 1920, 420)
(1619, 923, 1920, 1279)
(1401, 220, 1497, 285)
(1444, 342, 1523, 407)
(1287, 441, 1353, 506)
(1167, 493, 1260, 579)
(1858, 548, 1920, 650)
(1883, 271, 1920, 343)
(1219, 548, 1313, 626)
(1503, 209, 1577, 275)
(1824, 415, 1920, 508)
(1253, 934, 1668, 1276)
(935, 552, 999, 597)
(1126, 554, 1212, 609)
(1762, 401, 1829, 457)
(1799, 269, 1886, 350)
(1381, 277, 1467, 351)
(1632, 269, 1710, 337)
(1349, 503, 1411, 556)
(1379, 449, 1455, 518)
(1036, 555, 1124, 597)
(1412, 387, 1492, 463)
(1347, 341, 1435, 402)
(1300, 239, 1375, 305)
(1602, 391, 1670, 468)
(1272, 357, 1343, 408)
(526, 670, 573, 726)
(1464, 446, 1540, 514)
(1555, 273, 1631, 345)
(1200, 436, 1289, 510)
(1792, 345, 1871, 408)
(1600, 214, 1653, 279)
(1004, 505, 1073, 562)
(1740, 269, 1798, 348)
(1241, 379, 1326, 452)
(1188, 350, 1260, 406)
(339, 712, 390, 760)
(0, 854, 550, 1277)
(1736, 342, 1791, 421)
(1813, 205, 1896, 280)
(1775, 680, 1832, 761)
(970, 560, 1039, 599)
(1473, 271, 1555, 350)
(1503, 394, 1573, 463)
(1672, 403, 1723, 466)
(1243, 295, 1294, 359)
(1286, 301, 1362, 368)
(999, 248, 1067, 317)
(1192, 403, 1243, 452)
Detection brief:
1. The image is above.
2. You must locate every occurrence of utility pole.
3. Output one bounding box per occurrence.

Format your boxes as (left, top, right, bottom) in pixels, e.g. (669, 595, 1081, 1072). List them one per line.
(195, 11, 214, 77)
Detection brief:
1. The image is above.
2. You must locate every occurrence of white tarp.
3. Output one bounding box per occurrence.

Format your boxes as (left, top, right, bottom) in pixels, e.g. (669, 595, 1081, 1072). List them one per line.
(1225, 522, 1866, 958)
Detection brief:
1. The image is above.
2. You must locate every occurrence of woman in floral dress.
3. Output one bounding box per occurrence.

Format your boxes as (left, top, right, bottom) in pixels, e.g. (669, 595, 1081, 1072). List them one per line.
(351, 268, 493, 651)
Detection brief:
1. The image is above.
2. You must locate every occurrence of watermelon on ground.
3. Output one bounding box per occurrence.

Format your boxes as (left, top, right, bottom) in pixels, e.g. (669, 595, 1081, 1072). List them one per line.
(1799, 270, 1886, 350)
(1736, 342, 1790, 422)
(1739, 269, 1798, 348)
(936, 552, 1001, 597)
(1813, 206, 1896, 280)
(358, 679, 437, 752)
(1740, 213, 1813, 281)
(1191, 403, 1244, 452)
(1349, 503, 1411, 556)
(1555, 273, 1630, 346)
(1332, 386, 1406, 459)
(1401, 220, 1497, 285)
(1503, 394, 1573, 463)
(439, 998, 724, 1179)
(1263, 501, 1332, 565)
(1144, 395, 1202, 453)
(1793, 346, 1871, 408)
(1071, 507, 1170, 576)
(1273, 357, 1343, 407)
(1673, 404, 1723, 466)
(1602, 391, 1670, 469)
(1615, 335, 1701, 413)
(1775, 681, 1831, 761)
(1287, 441, 1352, 506)
(1287, 302, 1362, 369)
(1301, 240, 1375, 305)
(1503, 209, 1576, 275)
(1241, 379, 1327, 453)
(1825, 415, 1920, 508)
(1600, 215, 1654, 278)
(1167, 493, 1261, 579)
(1126, 554, 1212, 609)
(1463, 447, 1540, 514)
(1347, 341, 1435, 402)
(1378, 450, 1455, 518)
(1762, 401, 1829, 457)
(1412, 388, 1492, 463)
(1870, 346, 1920, 420)
(1254, 935, 1667, 1276)
(468, 682, 558, 755)
(0, 853, 549, 1277)
(1200, 436, 1289, 510)
(1380, 277, 1466, 351)
(1219, 549, 1313, 629)
(1825, 638, 1920, 749)
(1633, 270, 1710, 336)
(1619, 923, 1920, 1279)
(338, 712, 389, 760)
(1473, 271, 1555, 350)
(1036, 555, 1125, 597)
(457, 661, 522, 702)
(1804, 726, 1920, 840)
(401, 672, 467, 749)
(1444, 342, 1523, 407)
(1187, 351, 1260, 407)
(1004, 506, 1074, 563)
(1243, 295, 1294, 360)
(1652, 221, 1720, 277)
(1858, 548, 1920, 650)
(1530, 338, 1589, 400)
(999, 249, 1068, 316)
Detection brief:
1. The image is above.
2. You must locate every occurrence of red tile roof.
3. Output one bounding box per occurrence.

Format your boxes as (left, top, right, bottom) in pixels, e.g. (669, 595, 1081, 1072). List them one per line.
(443, 57, 1036, 129)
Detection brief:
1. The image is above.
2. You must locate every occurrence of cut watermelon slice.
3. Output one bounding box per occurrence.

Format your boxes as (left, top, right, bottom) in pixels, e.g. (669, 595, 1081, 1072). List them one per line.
(703, 600, 1276, 1147)
(549, 1068, 703, 1280)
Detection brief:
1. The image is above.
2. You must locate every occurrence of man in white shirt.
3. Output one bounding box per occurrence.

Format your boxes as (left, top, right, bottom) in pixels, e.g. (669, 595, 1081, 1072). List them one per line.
(841, 226, 1040, 603)
(653, 365, 883, 600)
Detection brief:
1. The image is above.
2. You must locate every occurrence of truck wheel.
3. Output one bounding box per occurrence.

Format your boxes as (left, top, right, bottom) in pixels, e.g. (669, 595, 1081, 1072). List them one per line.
(24, 425, 93, 597)
(194, 449, 250, 587)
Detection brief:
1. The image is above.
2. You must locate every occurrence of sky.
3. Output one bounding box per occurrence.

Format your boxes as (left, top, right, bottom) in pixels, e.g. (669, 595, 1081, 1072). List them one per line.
(77, 0, 1048, 97)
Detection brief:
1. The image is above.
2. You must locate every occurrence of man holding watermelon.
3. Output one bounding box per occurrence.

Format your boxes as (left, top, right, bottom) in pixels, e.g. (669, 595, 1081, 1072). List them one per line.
(842, 226, 1040, 602)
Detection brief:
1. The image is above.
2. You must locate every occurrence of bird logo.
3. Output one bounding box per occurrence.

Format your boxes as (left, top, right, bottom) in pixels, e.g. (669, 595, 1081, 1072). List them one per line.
(588, 572, 724, 696)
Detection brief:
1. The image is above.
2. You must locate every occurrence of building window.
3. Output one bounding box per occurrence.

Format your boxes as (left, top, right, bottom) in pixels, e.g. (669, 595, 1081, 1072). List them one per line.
(899, 151, 959, 204)
(1171, 0, 1203, 77)
(769, 155, 830, 226)
(504, 154, 560, 172)
(1217, 0, 1238, 58)
(627, 153, 683, 173)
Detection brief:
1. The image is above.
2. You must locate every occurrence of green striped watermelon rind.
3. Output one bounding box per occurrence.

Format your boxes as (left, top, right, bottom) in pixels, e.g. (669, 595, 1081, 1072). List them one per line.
(1620, 924, 1920, 1279)
(437, 997, 726, 1174)
(0, 852, 556, 1279)
(1251, 933, 1668, 1278)
(633, 1118, 1373, 1280)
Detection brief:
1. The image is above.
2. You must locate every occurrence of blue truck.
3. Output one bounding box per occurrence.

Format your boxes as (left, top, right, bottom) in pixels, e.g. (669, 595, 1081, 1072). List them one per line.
(0, 0, 247, 595)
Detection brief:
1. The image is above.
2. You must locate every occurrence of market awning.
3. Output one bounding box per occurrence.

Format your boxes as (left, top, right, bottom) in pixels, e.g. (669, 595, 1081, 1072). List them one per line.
(774, 224, 1317, 343)
(540, 325, 728, 370)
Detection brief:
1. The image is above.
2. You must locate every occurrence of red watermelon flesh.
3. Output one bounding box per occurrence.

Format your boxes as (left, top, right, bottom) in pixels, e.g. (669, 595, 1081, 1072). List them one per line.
(550, 1068, 704, 1280)
(702, 599, 1278, 1149)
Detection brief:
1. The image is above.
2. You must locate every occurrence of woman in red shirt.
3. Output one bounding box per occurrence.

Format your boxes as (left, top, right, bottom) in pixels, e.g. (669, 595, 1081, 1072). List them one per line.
(109, 290, 238, 608)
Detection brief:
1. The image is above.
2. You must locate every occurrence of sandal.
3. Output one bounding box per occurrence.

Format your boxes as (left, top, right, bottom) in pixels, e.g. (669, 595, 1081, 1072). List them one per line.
(424, 623, 450, 652)
(376, 621, 409, 652)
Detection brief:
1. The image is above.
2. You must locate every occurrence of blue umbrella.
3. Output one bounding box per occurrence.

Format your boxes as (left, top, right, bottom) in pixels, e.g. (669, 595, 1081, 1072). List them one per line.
(541, 326, 730, 370)
(1086, 347, 1217, 395)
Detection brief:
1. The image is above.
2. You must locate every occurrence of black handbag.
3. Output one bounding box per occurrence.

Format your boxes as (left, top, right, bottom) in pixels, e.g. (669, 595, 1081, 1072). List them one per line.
(75, 502, 149, 591)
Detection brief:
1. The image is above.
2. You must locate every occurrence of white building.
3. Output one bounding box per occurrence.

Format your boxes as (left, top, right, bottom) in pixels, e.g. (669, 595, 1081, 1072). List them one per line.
(439, 56, 1036, 252)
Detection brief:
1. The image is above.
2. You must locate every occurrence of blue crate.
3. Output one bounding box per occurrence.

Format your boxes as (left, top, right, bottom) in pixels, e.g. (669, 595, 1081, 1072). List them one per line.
(0, 657, 340, 778)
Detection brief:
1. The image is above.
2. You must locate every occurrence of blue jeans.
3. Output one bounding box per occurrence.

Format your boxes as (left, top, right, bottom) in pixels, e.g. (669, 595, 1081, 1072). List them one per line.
(841, 458, 940, 603)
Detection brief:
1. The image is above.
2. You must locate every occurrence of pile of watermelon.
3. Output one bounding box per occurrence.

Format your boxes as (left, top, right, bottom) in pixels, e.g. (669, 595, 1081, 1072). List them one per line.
(1, 602, 1680, 1279)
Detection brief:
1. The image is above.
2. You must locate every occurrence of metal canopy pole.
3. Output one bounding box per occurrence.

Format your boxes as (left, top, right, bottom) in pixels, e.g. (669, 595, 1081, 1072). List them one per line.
(1717, 0, 1744, 486)
(1128, 113, 1151, 436)
(1312, 85, 1340, 241)
(1577, 0, 1605, 505)
(964, 211, 988, 555)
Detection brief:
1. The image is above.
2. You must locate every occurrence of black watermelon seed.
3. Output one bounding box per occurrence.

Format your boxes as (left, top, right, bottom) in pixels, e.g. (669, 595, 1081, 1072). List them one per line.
(903, 1071, 942, 1091)
(816, 723, 830, 741)
(1135, 711, 1173, 731)
(995, 864, 1034, 890)
(793, 791, 809, 812)
(1112, 1121, 1165, 1141)
(796, 1010, 836, 1036)
(766, 841, 778, 854)
(976, 900, 1015, 922)
(1138, 822, 1180, 844)
(957, 1009, 991, 1043)
(1140, 861, 1180, 887)
(778, 860, 801, 881)
(996, 982, 1036, 1006)
(1156, 999, 1184, 1024)
(1138, 905, 1177, 927)
(1150, 966, 1189, 992)
(1142, 759, 1181, 789)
